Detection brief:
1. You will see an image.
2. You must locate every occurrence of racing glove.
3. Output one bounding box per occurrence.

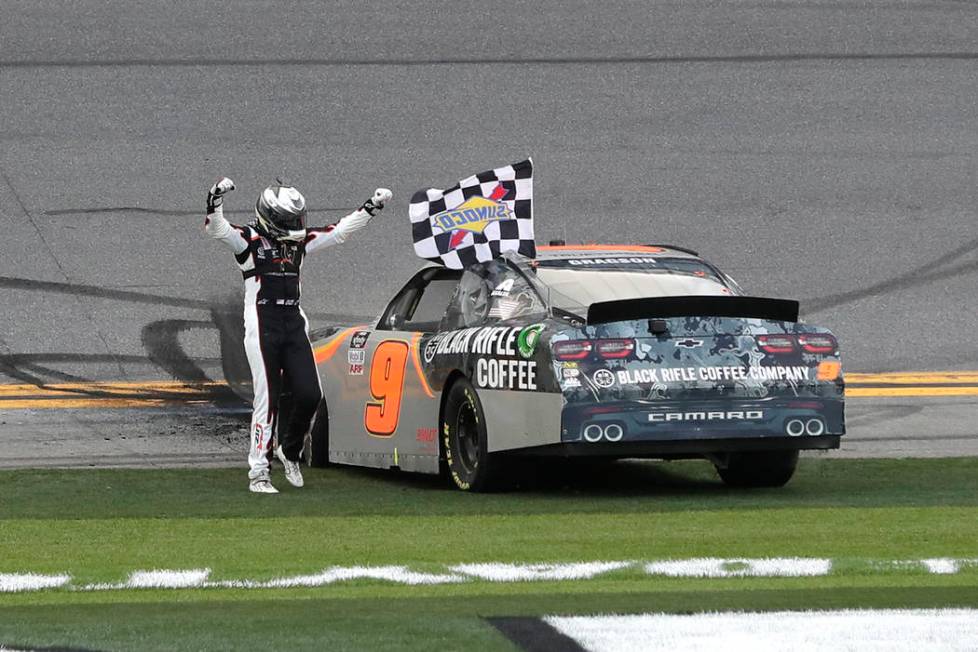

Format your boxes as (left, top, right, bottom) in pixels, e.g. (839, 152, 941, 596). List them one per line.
(360, 187, 393, 216)
(206, 177, 235, 213)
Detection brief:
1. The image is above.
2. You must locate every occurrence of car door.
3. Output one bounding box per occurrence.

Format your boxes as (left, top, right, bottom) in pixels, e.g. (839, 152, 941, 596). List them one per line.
(327, 267, 462, 473)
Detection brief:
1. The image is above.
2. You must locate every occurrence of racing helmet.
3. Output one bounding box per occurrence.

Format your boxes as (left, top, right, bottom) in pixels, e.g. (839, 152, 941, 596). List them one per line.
(255, 179, 307, 242)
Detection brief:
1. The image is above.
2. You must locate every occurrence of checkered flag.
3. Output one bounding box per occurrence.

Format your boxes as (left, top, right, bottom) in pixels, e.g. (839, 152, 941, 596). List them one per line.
(409, 159, 535, 269)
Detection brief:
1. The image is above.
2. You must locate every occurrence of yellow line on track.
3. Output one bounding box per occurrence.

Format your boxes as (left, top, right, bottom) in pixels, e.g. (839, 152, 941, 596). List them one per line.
(0, 398, 218, 409)
(846, 387, 978, 398)
(0, 381, 227, 397)
(847, 372, 978, 385)
(2, 373, 977, 408)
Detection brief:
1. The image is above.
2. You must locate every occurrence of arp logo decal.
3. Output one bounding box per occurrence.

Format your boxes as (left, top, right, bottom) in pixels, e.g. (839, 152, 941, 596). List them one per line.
(348, 349, 366, 375)
(429, 184, 513, 249)
(592, 369, 615, 388)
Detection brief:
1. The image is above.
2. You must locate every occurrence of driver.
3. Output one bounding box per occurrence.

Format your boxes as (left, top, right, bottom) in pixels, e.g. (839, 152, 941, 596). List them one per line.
(205, 177, 392, 493)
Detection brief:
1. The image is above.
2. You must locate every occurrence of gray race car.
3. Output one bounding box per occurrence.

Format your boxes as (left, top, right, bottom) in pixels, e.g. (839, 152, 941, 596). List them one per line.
(307, 244, 844, 491)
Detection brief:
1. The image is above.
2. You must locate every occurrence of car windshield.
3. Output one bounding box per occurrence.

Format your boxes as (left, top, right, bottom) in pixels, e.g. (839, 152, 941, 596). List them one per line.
(507, 254, 734, 317)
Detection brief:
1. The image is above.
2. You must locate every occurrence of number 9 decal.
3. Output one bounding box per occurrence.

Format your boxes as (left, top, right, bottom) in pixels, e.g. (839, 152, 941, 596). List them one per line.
(364, 340, 409, 436)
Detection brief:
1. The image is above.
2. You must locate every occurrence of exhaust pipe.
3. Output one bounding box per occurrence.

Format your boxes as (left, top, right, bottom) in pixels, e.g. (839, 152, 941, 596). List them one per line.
(604, 423, 624, 442)
(805, 418, 825, 436)
(583, 424, 604, 443)
(785, 419, 805, 437)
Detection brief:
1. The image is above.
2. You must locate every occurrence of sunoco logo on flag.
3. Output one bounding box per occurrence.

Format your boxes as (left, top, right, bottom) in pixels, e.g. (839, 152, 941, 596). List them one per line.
(409, 159, 535, 269)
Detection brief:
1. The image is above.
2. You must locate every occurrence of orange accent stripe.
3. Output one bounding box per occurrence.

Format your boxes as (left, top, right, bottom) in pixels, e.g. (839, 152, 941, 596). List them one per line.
(537, 244, 667, 254)
(411, 332, 436, 398)
(313, 325, 367, 364)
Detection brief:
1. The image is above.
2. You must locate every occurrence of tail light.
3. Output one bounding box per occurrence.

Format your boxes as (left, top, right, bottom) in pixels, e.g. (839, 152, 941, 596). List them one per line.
(757, 334, 797, 354)
(799, 334, 837, 353)
(596, 339, 635, 359)
(553, 340, 592, 361)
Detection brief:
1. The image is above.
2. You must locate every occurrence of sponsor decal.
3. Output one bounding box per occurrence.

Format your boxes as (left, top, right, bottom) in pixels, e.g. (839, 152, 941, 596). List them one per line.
(416, 427, 437, 443)
(674, 338, 703, 349)
(429, 185, 513, 249)
(517, 323, 545, 359)
(350, 331, 370, 349)
(617, 365, 811, 384)
(490, 279, 514, 297)
(562, 367, 580, 379)
(423, 336, 439, 363)
(476, 358, 537, 390)
(424, 325, 539, 359)
(567, 257, 658, 266)
(648, 410, 764, 423)
(424, 325, 542, 390)
(592, 369, 615, 388)
(347, 349, 366, 375)
(537, 257, 659, 269)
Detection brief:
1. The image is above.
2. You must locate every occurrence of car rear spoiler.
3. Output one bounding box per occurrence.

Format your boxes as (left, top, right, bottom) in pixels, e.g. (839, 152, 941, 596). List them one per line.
(586, 295, 800, 325)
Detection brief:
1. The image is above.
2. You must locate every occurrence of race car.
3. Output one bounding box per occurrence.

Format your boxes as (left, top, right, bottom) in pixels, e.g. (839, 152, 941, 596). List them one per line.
(306, 244, 844, 491)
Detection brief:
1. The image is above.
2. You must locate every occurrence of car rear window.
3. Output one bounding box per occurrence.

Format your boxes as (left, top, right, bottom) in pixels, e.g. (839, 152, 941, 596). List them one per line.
(532, 257, 731, 310)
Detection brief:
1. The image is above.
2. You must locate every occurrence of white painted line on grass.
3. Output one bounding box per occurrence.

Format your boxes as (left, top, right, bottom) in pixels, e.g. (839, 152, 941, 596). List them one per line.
(921, 558, 960, 575)
(644, 558, 831, 578)
(128, 568, 211, 588)
(2, 557, 975, 593)
(452, 561, 632, 582)
(546, 609, 978, 652)
(244, 566, 466, 588)
(0, 573, 71, 593)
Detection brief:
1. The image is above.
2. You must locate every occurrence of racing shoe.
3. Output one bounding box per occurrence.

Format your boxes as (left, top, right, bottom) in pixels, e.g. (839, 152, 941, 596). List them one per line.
(249, 472, 279, 494)
(275, 446, 304, 488)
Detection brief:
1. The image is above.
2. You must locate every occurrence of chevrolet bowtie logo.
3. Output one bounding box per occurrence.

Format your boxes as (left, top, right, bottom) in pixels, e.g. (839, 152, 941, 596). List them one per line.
(675, 338, 703, 349)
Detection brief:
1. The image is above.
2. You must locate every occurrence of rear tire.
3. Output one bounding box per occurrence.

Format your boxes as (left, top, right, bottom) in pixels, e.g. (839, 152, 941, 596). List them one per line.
(305, 400, 330, 468)
(442, 377, 502, 492)
(715, 450, 798, 488)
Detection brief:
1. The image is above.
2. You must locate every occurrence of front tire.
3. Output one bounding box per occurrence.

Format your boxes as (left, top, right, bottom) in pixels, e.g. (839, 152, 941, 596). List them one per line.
(442, 378, 501, 492)
(305, 400, 330, 468)
(715, 450, 799, 488)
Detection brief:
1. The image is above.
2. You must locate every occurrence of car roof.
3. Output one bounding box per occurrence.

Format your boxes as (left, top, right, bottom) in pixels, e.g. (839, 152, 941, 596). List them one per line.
(534, 244, 702, 261)
(413, 244, 706, 274)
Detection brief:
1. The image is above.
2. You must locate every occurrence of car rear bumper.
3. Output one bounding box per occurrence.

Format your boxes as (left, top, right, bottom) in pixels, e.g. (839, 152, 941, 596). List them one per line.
(512, 434, 840, 458)
(561, 397, 845, 446)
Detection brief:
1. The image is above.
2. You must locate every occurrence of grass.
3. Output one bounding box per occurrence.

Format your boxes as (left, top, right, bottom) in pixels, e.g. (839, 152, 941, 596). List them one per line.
(0, 457, 976, 650)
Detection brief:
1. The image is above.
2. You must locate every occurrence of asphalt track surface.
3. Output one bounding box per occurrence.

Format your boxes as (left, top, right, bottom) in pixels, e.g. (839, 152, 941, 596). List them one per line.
(1, 1, 976, 466)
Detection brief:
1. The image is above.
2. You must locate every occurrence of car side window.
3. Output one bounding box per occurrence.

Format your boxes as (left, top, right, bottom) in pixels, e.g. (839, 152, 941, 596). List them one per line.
(441, 261, 545, 330)
(379, 269, 462, 333)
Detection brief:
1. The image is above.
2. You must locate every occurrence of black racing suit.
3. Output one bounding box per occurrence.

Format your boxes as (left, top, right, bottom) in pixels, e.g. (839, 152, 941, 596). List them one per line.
(205, 200, 372, 479)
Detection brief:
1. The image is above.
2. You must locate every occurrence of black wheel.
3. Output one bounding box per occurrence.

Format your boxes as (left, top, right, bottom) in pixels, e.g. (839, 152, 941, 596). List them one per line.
(305, 400, 330, 468)
(715, 450, 799, 488)
(442, 377, 502, 492)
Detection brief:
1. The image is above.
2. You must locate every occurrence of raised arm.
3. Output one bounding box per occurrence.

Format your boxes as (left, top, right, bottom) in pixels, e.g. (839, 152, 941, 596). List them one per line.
(204, 177, 250, 255)
(304, 188, 392, 255)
